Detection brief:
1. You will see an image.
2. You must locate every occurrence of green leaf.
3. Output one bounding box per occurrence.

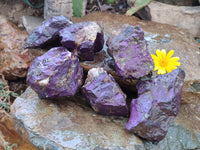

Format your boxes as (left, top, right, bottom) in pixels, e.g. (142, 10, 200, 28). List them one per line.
(199, 0, 200, 4)
(126, 0, 152, 16)
(4, 143, 17, 150)
(72, 0, 83, 17)
(23, 0, 43, 9)
(107, 0, 116, 4)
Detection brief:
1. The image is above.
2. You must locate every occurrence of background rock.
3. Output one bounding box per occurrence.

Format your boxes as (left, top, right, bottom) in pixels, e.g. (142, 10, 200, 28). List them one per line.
(22, 15, 44, 34)
(0, 15, 45, 80)
(71, 12, 200, 104)
(154, 0, 199, 6)
(11, 87, 145, 150)
(148, 1, 200, 37)
(0, 110, 36, 150)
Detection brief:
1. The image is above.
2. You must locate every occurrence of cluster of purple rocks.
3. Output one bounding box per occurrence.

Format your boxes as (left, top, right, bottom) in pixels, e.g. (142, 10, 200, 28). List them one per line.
(23, 16, 104, 61)
(25, 16, 185, 142)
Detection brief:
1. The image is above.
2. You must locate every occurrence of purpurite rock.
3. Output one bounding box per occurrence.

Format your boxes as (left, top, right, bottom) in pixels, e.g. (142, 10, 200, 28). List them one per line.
(126, 68, 185, 142)
(23, 15, 73, 49)
(27, 47, 83, 98)
(82, 68, 129, 117)
(59, 21, 104, 61)
(107, 24, 153, 79)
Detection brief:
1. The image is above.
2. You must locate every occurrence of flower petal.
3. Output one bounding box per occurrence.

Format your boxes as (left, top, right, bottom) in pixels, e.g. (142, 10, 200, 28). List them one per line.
(166, 66, 177, 73)
(169, 57, 180, 62)
(168, 61, 181, 66)
(153, 66, 159, 71)
(151, 54, 159, 61)
(156, 49, 162, 58)
(160, 49, 166, 58)
(157, 68, 166, 75)
(166, 50, 174, 59)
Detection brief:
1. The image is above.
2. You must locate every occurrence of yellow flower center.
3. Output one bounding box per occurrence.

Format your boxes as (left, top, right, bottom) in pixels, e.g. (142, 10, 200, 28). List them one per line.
(159, 59, 168, 68)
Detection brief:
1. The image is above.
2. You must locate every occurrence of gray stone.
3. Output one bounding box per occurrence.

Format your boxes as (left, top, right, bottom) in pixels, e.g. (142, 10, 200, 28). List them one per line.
(11, 87, 145, 150)
(154, 0, 199, 6)
(149, 1, 200, 37)
(22, 16, 44, 34)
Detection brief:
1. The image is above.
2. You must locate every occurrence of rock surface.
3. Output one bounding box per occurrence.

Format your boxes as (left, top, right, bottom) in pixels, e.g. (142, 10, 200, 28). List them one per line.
(149, 1, 200, 37)
(11, 87, 145, 150)
(22, 16, 44, 34)
(71, 12, 200, 104)
(82, 68, 129, 117)
(23, 15, 73, 49)
(145, 91, 200, 150)
(154, 0, 199, 6)
(0, 15, 45, 80)
(0, 111, 37, 150)
(126, 68, 185, 141)
(59, 21, 104, 61)
(27, 47, 83, 98)
(107, 24, 153, 79)
(11, 82, 200, 150)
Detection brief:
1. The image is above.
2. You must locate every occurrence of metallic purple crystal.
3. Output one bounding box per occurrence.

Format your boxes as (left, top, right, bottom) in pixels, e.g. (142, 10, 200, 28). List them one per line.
(107, 24, 153, 79)
(126, 68, 185, 141)
(59, 22, 104, 61)
(27, 47, 83, 98)
(82, 68, 129, 117)
(23, 15, 73, 48)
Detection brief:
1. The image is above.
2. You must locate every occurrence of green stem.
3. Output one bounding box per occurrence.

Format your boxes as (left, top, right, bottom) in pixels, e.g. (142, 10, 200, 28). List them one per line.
(23, 0, 44, 9)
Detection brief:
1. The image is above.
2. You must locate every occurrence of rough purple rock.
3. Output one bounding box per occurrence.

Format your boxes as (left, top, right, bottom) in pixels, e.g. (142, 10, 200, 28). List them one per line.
(126, 68, 185, 142)
(23, 15, 73, 49)
(59, 22, 104, 61)
(107, 24, 153, 79)
(82, 68, 129, 117)
(27, 47, 83, 98)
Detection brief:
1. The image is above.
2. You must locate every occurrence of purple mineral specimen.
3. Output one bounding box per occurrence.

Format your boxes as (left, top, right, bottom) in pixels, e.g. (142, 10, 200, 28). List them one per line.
(107, 24, 153, 79)
(82, 68, 129, 117)
(126, 68, 185, 141)
(59, 22, 104, 61)
(23, 15, 73, 49)
(27, 47, 83, 98)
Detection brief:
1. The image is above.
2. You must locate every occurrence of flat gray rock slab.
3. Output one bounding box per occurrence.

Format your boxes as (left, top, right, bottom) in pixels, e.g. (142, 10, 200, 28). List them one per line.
(11, 87, 144, 150)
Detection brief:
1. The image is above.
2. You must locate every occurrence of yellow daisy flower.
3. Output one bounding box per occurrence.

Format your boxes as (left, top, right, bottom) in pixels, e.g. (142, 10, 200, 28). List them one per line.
(151, 49, 181, 75)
